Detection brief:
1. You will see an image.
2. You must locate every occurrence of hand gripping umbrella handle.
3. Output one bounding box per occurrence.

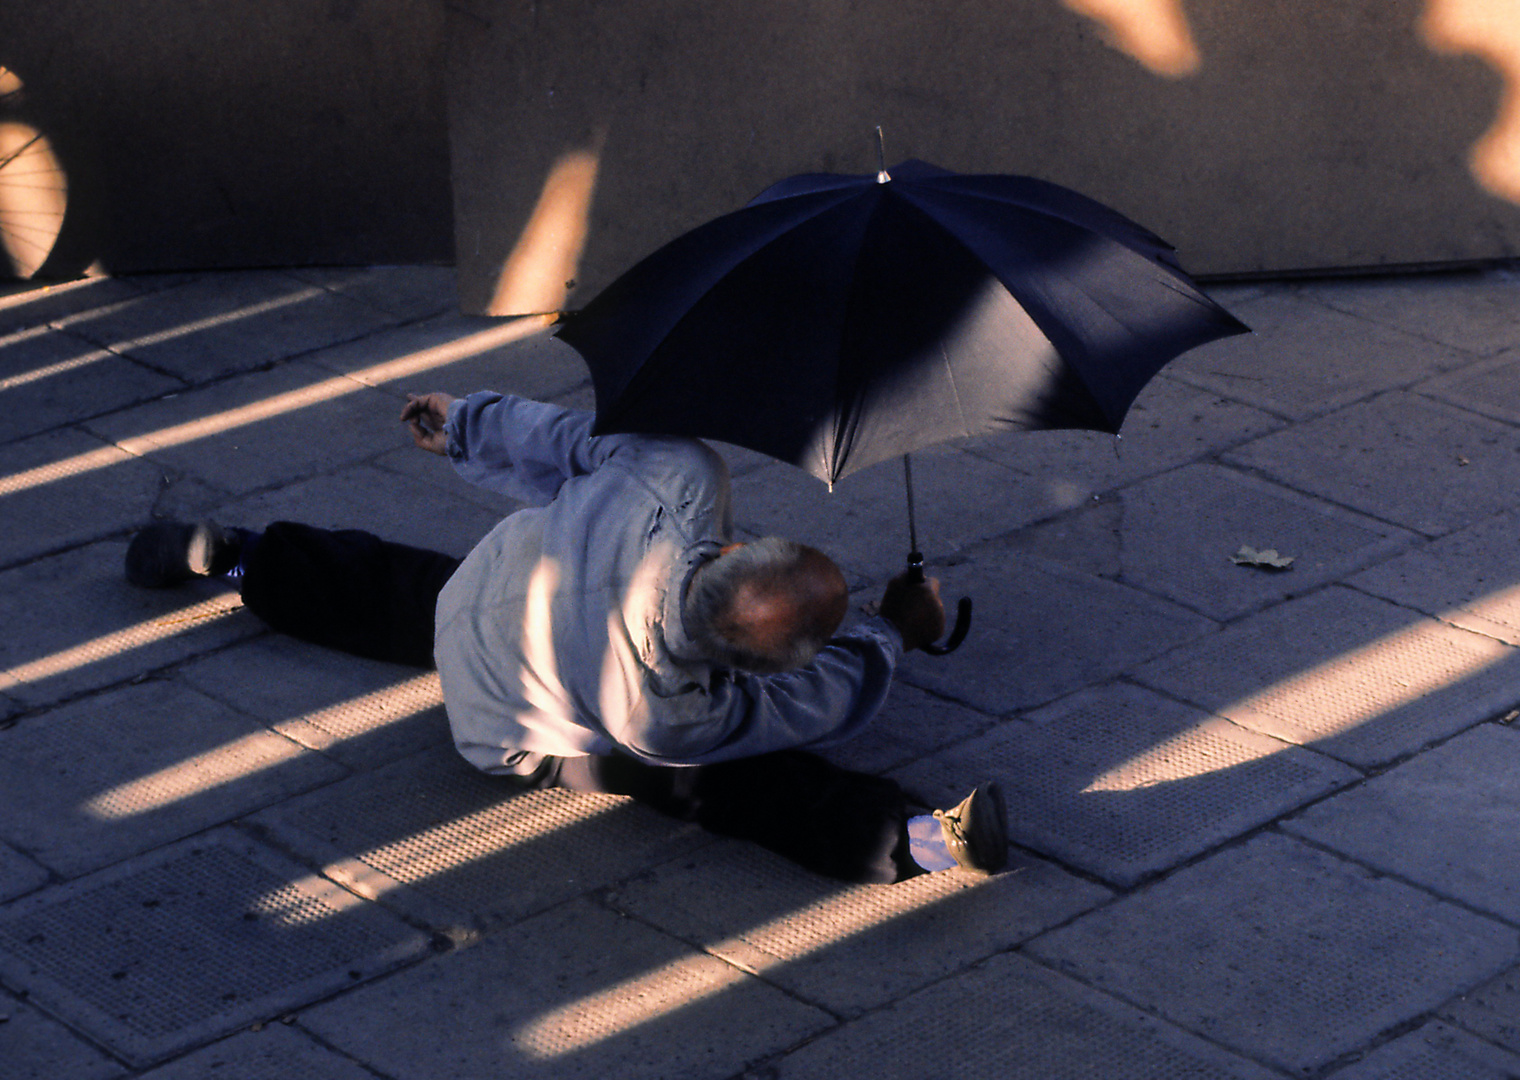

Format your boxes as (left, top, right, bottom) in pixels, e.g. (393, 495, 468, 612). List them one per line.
(906, 551, 973, 655)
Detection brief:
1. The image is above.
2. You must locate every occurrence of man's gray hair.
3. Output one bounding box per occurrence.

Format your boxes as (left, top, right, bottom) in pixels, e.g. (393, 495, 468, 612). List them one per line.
(685, 538, 842, 674)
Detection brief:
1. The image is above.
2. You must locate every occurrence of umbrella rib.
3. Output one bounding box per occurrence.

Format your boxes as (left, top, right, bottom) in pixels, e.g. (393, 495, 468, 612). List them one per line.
(826, 189, 896, 485)
(908, 178, 1178, 259)
(940, 340, 971, 437)
(589, 187, 872, 431)
(900, 186, 1230, 417)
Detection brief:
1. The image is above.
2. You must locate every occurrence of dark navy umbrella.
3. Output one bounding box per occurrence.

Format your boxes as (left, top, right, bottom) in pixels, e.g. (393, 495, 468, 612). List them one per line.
(557, 154, 1248, 650)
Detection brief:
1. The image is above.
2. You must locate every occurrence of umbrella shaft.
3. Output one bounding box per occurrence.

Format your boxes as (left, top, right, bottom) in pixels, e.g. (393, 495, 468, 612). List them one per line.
(904, 453, 920, 557)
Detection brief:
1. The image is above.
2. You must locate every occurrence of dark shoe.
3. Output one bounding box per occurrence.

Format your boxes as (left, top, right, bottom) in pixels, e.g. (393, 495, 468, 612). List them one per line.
(125, 520, 237, 587)
(933, 781, 1008, 873)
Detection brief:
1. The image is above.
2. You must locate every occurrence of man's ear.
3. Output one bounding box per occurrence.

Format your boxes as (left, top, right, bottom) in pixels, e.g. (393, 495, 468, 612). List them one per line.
(719, 542, 747, 556)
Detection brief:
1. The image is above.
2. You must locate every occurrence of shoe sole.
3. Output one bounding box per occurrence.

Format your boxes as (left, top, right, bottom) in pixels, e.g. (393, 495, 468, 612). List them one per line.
(964, 781, 1009, 873)
(186, 523, 216, 576)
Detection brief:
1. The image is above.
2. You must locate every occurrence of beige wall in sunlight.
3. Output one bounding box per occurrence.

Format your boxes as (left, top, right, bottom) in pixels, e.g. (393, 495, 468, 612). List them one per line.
(445, 0, 1520, 313)
(1423, 0, 1520, 203)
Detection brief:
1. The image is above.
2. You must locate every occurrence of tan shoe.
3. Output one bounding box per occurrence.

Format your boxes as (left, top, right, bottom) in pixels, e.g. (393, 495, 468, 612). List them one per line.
(125, 520, 237, 587)
(932, 782, 1008, 873)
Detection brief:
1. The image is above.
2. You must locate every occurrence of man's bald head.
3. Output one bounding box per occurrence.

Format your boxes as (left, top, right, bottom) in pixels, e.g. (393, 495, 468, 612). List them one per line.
(684, 538, 849, 673)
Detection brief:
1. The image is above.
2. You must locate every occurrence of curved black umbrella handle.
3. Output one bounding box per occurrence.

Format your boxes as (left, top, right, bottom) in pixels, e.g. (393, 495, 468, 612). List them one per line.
(906, 552, 973, 655)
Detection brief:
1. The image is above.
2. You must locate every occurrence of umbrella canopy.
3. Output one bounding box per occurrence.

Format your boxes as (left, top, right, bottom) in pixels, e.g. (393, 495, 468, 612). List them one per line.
(557, 159, 1248, 487)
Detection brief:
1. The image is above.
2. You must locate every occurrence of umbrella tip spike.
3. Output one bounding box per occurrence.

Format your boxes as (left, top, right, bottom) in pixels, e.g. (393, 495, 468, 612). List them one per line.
(874, 125, 890, 184)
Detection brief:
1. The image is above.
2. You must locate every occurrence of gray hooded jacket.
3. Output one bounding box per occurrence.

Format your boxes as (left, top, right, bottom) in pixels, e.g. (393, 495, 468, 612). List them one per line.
(433, 391, 902, 777)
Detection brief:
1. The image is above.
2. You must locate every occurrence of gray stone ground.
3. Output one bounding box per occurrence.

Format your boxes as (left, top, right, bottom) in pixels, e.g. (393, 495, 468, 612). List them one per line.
(3, 265, 1520, 1078)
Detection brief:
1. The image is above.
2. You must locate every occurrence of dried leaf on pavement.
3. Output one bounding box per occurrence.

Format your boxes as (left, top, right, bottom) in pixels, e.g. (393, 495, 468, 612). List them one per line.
(1230, 544, 1294, 571)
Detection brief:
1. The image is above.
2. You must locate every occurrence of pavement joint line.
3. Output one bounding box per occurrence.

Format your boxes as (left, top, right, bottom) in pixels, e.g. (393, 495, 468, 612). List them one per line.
(49, 281, 331, 352)
(1412, 378, 1520, 430)
(0, 985, 130, 1072)
(1003, 944, 1303, 1079)
(1276, 826, 1520, 936)
(0, 290, 482, 452)
(2, 318, 553, 501)
(1203, 453, 1448, 543)
(7, 269, 1520, 1074)
(284, 1020, 405, 1080)
(0, 646, 261, 729)
(1339, 575, 1520, 651)
(1305, 1012, 1453, 1080)
(1430, 1018, 1520, 1073)
(587, 886, 852, 1026)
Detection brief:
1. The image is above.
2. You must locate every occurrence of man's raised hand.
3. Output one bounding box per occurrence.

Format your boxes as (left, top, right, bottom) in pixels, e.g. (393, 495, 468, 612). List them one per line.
(878, 571, 947, 653)
(402, 392, 457, 455)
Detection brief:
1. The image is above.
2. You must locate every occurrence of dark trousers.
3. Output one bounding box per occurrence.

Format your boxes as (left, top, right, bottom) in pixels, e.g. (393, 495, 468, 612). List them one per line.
(240, 521, 914, 883)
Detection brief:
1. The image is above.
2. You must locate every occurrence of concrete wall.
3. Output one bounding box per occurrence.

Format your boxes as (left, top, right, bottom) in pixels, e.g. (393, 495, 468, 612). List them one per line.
(445, 0, 1520, 314)
(6, 1, 1518, 299)
(0, 0, 454, 277)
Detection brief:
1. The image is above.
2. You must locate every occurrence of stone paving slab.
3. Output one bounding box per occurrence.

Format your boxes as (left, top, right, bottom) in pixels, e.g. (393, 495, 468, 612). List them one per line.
(1420, 349, 1520, 427)
(0, 327, 182, 444)
(1026, 832, 1520, 1075)
(1224, 391, 1520, 538)
(371, 441, 526, 520)
(0, 679, 346, 878)
(0, 427, 168, 569)
(82, 360, 410, 498)
(300, 897, 833, 1080)
(603, 840, 1109, 1018)
(1166, 289, 1474, 420)
(302, 312, 590, 403)
(763, 951, 1281, 1080)
(1350, 508, 1520, 646)
(0, 990, 124, 1080)
(286, 264, 459, 323)
(11, 267, 1520, 1079)
(1135, 586, 1520, 768)
(0, 541, 257, 710)
(250, 746, 704, 934)
(1283, 724, 1520, 922)
(134, 1022, 380, 1080)
(732, 446, 1088, 585)
(218, 463, 505, 560)
(0, 829, 430, 1068)
(962, 374, 1285, 497)
(134, 1022, 379, 1080)
(893, 549, 1216, 716)
(1441, 964, 1520, 1054)
(0, 840, 50, 905)
(1325, 1020, 1520, 1080)
(0, 277, 147, 336)
(176, 635, 451, 772)
(817, 682, 998, 775)
(897, 682, 1357, 886)
(51, 272, 398, 382)
(142, 473, 240, 525)
(1309, 270, 1520, 358)
(1004, 464, 1413, 621)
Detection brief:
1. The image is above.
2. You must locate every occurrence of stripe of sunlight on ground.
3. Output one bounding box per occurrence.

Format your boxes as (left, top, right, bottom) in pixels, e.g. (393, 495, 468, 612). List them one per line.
(0, 337, 118, 392)
(1083, 585, 1520, 793)
(510, 867, 982, 1060)
(79, 671, 444, 820)
(54, 282, 327, 353)
(513, 587, 1520, 1061)
(0, 314, 555, 499)
(3, 593, 244, 695)
(0, 274, 112, 316)
(0, 282, 330, 395)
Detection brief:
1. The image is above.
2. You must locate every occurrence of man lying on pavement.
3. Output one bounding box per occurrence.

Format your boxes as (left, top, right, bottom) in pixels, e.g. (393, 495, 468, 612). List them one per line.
(125, 389, 1006, 883)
